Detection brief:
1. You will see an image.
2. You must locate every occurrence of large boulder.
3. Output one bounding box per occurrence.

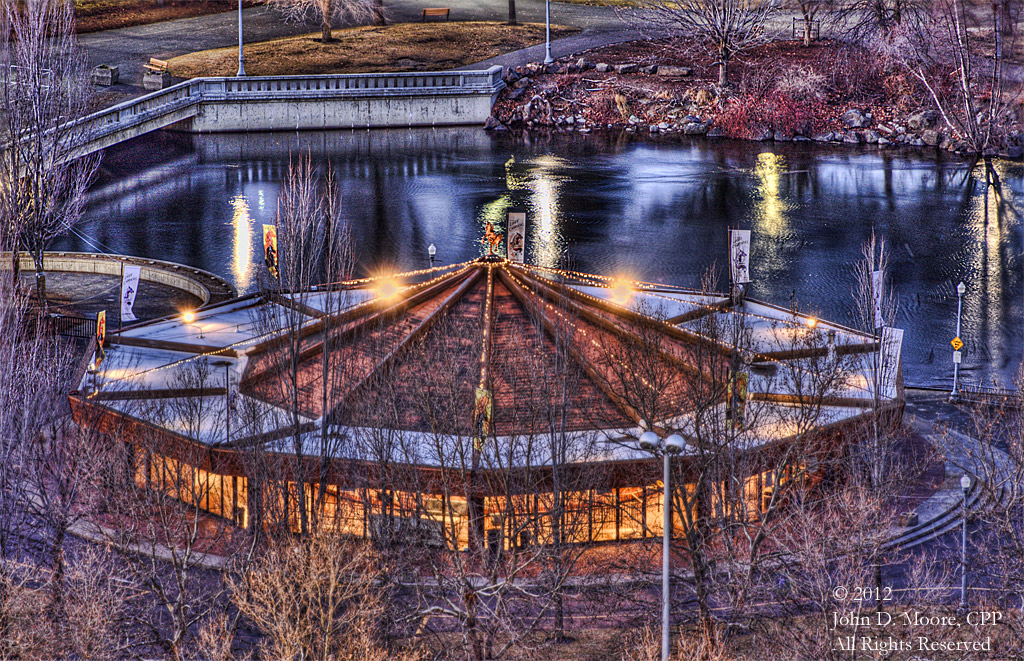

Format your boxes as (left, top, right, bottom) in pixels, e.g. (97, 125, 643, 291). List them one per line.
(659, 65, 692, 77)
(842, 108, 871, 128)
(906, 109, 939, 130)
(921, 129, 941, 146)
(683, 122, 708, 135)
(618, 63, 639, 74)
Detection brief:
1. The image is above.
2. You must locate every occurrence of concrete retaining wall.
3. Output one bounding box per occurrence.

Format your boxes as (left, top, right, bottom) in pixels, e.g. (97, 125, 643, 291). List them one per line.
(71, 67, 505, 157)
(4, 252, 234, 306)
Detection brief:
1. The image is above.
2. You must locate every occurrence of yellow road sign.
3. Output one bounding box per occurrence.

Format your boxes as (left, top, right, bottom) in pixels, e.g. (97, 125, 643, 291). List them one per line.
(951, 337, 964, 351)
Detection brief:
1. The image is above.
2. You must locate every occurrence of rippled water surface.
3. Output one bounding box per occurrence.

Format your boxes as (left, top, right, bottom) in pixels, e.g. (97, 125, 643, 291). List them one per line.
(59, 128, 1024, 389)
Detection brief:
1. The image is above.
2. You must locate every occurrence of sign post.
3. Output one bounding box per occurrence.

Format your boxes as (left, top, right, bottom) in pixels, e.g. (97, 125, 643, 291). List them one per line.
(950, 282, 966, 401)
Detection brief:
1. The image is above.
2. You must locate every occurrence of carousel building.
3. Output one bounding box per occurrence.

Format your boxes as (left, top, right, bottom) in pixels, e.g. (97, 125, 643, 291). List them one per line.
(71, 256, 903, 550)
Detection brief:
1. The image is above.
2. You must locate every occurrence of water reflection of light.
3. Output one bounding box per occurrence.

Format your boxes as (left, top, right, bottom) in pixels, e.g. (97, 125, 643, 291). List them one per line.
(964, 161, 1016, 377)
(752, 152, 790, 239)
(230, 194, 253, 292)
(529, 156, 566, 269)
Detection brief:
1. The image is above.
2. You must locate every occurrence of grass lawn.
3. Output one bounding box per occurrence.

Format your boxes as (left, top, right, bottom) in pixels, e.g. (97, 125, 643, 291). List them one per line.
(166, 21, 580, 78)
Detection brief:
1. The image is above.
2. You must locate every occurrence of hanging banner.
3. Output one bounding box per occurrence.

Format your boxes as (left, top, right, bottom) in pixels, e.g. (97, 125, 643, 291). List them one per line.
(120, 264, 141, 323)
(879, 327, 904, 399)
(96, 310, 106, 348)
(473, 387, 494, 449)
(729, 230, 751, 284)
(726, 370, 749, 427)
(263, 224, 279, 280)
(872, 270, 884, 329)
(506, 211, 526, 264)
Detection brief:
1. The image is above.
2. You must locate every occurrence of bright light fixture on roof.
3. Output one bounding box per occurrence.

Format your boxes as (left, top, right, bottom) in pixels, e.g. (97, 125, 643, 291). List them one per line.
(375, 277, 401, 302)
(608, 278, 634, 306)
(182, 311, 196, 324)
(806, 316, 818, 329)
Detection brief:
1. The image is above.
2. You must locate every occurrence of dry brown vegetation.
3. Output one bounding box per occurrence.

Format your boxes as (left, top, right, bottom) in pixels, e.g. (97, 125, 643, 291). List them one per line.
(74, 0, 259, 33)
(166, 22, 579, 78)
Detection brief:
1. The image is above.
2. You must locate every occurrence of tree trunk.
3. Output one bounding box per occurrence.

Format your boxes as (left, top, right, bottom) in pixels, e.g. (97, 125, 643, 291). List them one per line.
(374, 0, 385, 25)
(1000, 0, 1014, 36)
(31, 251, 46, 305)
(718, 55, 729, 87)
(508, 0, 517, 25)
(803, 17, 813, 46)
(321, 17, 333, 42)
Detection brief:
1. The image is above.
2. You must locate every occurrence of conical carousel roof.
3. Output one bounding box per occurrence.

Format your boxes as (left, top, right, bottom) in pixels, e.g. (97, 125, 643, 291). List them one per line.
(74, 257, 899, 463)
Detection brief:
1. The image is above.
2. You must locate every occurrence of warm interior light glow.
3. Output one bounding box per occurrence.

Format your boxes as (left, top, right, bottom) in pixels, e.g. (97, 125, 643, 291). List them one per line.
(806, 317, 818, 329)
(182, 311, 196, 324)
(609, 279, 634, 306)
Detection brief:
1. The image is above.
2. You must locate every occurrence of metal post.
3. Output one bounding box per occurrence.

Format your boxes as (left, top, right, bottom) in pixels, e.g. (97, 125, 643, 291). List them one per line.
(118, 260, 124, 334)
(960, 474, 970, 608)
(237, 0, 246, 77)
(662, 451, 671, 661)
(951, 282, 965, 400)
(543, 0, 553, 65)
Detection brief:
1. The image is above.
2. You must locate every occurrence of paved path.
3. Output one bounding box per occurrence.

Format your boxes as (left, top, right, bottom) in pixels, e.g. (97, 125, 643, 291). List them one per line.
(79, 0, 630, 97)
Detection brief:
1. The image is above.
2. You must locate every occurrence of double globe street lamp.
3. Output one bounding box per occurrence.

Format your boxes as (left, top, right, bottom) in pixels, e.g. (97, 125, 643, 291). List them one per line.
(639, 430, 686, 661)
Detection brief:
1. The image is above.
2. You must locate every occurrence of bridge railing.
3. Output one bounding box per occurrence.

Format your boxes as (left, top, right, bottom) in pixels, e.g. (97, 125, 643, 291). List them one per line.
(67, 66, 504, 154)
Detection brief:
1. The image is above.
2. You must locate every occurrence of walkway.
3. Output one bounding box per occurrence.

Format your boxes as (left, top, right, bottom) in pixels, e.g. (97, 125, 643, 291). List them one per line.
(79, 0, 630, 100)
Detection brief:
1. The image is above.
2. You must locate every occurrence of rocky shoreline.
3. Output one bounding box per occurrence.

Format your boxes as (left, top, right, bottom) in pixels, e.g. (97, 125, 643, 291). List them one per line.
(486, 54, 1024, 161)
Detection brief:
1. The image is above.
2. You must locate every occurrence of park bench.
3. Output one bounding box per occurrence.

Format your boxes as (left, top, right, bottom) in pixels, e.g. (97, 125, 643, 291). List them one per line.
(420, 7, 450, 21)
(144, 58, 168, 74)
(142, 57, 171, 91)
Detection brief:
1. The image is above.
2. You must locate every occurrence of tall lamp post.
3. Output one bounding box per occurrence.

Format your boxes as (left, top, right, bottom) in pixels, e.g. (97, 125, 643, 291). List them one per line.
(428, 243, 436, 267)
(950, 281, 965, 401)
(237, 0, 246, 76)
(960, 473, 971, 608)
(543, 0, 553, 64)
(639, 431, 685, 661)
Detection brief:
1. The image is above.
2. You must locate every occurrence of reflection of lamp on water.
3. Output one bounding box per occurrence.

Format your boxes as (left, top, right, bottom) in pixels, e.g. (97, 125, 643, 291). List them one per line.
(181, 311, 204, 339)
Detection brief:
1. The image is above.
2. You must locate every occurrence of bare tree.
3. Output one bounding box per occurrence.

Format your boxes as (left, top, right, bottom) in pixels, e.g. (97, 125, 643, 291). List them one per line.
(99, 361, 246, 661)
(620, 0, 779, 86)
(261, 0, 378, 42)
(0, 0, 100, 304)
(831, 0, 926, 43)
(228, 528, 417, 660)
(891, 0, 1021, 170)
(788, 0, 833, 45)
(244, 156, 354, 538)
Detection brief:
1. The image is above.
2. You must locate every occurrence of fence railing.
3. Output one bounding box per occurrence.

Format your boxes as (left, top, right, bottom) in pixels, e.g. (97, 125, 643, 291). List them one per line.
(45, 313, 97, 339)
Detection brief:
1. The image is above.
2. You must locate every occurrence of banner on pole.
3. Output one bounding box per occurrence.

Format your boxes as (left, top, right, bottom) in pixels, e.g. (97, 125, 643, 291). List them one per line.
(96, 310, 106, 349)
(263, 224, 278, 280)
(729, 230, 751, 284)
(120, 265, 141, 322)
(507, 211, 526, 264)
(879, 327, 903, 399)
(872, 270, 883, 329)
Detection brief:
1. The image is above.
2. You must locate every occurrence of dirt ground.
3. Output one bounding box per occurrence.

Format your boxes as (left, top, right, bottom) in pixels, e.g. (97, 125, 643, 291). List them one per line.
(167, 21, 579, 77)
(75, 0, 260, 33)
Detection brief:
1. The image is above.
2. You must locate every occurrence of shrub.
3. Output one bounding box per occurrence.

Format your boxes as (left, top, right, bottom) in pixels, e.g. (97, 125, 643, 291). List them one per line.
(775, 65, 827, 103)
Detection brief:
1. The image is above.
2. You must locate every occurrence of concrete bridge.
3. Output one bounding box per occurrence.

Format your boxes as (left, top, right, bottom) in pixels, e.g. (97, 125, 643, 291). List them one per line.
(71, 67, 505, 159)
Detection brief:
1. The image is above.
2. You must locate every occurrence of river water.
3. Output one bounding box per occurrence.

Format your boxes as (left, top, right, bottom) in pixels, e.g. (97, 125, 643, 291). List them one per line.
(57, 127, 1024, 389)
